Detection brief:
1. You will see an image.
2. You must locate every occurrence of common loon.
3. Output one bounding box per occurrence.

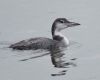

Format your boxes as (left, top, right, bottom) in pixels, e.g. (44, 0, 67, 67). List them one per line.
(9, 18, 80, 50)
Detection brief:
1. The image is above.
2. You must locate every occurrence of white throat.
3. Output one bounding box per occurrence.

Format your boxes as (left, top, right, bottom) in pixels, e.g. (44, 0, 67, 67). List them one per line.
(55, 31, 69, 45)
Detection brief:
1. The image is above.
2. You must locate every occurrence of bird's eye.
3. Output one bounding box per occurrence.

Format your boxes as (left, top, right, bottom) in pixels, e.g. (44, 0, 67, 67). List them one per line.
(60, 20, 65, 23)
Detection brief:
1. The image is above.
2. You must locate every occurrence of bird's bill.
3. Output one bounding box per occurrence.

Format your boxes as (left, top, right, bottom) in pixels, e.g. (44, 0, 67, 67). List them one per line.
(67, 22, 80, 27)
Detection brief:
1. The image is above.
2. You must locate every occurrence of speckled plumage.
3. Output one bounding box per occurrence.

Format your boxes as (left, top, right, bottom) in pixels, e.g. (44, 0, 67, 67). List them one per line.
(9, 37, 65, 50)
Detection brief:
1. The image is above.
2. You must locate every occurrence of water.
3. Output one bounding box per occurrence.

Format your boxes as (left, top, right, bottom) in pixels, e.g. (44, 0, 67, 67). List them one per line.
(0, 0, 100, 80)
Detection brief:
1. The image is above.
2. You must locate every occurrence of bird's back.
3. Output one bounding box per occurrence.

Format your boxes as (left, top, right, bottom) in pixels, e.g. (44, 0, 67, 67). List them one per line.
(9, 37, 60, 50)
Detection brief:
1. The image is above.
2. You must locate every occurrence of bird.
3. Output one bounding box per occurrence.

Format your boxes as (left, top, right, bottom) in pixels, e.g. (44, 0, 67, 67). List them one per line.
(9, 18, 80, 50)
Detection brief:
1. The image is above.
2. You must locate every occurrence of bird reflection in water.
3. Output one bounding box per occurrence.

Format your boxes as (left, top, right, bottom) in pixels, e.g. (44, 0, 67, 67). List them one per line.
(50, 47, 77, 76)
(19, 47, 77, 77)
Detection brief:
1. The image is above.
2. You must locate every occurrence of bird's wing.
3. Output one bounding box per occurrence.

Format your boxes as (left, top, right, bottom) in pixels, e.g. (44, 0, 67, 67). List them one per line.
(9, 37, 56, 50)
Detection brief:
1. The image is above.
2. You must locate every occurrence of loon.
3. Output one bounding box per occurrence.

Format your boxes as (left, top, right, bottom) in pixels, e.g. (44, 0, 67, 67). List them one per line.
(9, 18, 80, 50)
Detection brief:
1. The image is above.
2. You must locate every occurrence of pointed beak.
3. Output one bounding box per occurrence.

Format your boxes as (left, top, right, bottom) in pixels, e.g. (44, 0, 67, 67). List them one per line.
(67, 22, 80, 27)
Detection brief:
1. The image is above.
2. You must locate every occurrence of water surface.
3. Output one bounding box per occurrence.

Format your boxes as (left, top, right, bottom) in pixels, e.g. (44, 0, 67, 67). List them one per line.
(0, 0, 100, 80)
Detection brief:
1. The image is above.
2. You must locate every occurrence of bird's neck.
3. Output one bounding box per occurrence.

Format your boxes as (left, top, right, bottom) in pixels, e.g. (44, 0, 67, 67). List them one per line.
(52, 31, 69, 45)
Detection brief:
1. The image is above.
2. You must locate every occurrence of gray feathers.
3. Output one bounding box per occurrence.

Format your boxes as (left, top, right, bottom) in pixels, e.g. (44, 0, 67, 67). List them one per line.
(9, 37, 60, 50)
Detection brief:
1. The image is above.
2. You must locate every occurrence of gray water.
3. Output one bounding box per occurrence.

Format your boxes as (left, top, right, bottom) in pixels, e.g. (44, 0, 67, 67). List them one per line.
(0, 0, 100, 80)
